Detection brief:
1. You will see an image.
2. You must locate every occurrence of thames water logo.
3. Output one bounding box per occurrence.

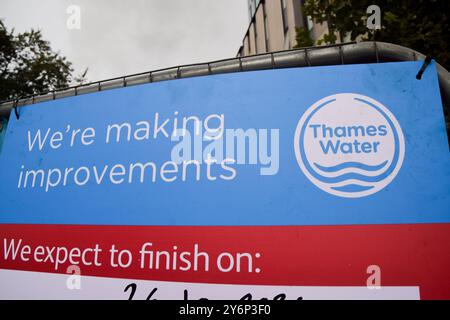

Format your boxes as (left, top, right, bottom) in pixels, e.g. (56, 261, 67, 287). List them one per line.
(294, 93, 405, 198)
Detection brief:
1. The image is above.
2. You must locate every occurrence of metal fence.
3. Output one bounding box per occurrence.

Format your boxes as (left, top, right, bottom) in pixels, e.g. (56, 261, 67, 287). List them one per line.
(0, 41, 449, 120)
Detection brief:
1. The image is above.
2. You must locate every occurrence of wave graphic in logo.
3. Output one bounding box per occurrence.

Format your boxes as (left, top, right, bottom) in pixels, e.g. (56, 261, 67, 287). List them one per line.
(294, 93, 405, 198)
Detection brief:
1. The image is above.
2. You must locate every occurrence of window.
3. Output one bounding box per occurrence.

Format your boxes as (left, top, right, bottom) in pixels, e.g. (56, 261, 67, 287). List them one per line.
(281, 0, 288, 34)
(248, 0, 258, 21)
(254, 23, 258, 53)
(263, 2, 270, 52)
(248, 0, 254, 21)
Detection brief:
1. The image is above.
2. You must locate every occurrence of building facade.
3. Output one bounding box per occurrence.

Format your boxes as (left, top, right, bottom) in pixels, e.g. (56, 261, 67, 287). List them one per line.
(238, 0, 329, 56)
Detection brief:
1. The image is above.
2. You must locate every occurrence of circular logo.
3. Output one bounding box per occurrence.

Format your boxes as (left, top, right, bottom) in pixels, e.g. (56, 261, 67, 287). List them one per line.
(294, 93, 405, 198)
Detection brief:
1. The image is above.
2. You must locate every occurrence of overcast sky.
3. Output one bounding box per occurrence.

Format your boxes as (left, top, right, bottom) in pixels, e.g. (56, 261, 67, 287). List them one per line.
(0, 0, 249, 83)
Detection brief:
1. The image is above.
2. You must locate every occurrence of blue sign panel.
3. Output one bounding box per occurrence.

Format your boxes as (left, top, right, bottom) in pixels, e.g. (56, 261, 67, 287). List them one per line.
(0, 61, 448, 226)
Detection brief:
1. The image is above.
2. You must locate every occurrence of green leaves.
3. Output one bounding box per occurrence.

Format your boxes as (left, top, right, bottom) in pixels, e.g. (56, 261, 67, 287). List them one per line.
(0, 20, 77, 102)
(294, 27, 314, 48)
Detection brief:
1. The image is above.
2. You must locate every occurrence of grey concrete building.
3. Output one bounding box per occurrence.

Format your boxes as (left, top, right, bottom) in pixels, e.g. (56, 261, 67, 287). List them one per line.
(237, 0, 329, 56)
